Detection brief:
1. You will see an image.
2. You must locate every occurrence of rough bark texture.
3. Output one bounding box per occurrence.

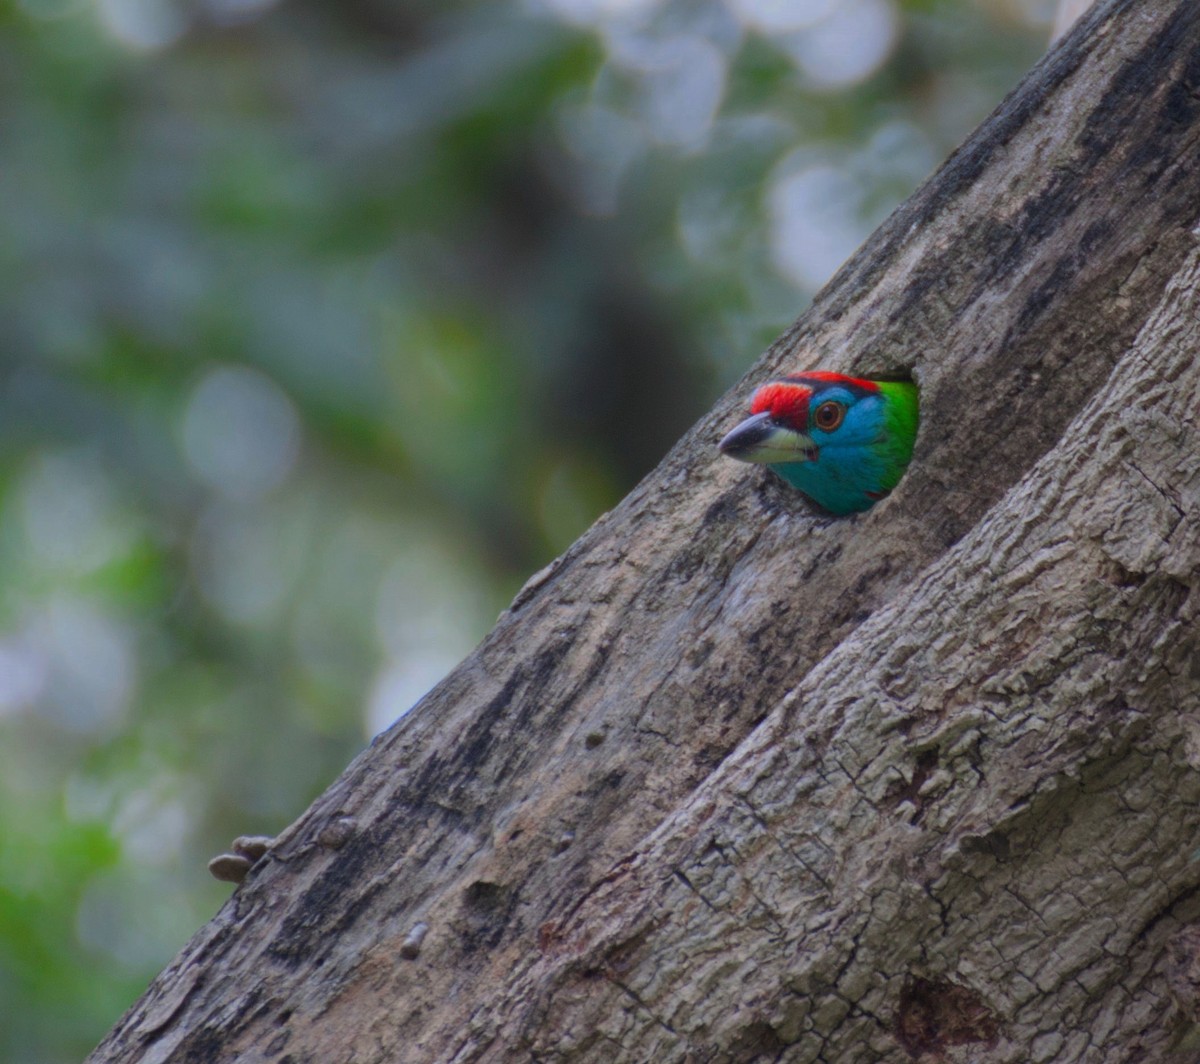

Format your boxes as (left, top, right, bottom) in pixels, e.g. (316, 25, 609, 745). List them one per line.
(91, 2, 1200, 1061)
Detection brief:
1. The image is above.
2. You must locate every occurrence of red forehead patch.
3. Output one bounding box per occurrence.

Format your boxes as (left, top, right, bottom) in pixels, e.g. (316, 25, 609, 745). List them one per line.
(750, 381, 810, 430)
(749, 373, 880, 430)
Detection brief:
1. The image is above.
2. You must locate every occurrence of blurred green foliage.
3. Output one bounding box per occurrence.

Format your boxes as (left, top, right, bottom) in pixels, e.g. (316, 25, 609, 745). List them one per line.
(0, 0, 1048, 1059)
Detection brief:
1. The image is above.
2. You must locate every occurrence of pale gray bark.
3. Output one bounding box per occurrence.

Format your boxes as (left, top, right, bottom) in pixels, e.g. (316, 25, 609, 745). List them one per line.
(90, 2, 1200, 1061)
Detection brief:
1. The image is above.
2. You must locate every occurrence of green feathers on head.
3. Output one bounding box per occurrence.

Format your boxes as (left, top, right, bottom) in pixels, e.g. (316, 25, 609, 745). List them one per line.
(719, 372, 919, 514)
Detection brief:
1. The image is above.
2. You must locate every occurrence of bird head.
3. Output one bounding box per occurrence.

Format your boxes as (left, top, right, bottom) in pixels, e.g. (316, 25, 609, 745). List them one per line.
(719, 371, 884, 464)
(718, 371, 918, 514)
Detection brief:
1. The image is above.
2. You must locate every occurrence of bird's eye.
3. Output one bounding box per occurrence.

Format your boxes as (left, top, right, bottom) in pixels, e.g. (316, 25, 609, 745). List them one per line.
(813, 401, 845, 432)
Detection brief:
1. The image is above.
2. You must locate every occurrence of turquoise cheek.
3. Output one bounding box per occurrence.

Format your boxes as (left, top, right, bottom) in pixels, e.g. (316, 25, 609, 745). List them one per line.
(768, 450, 885, 515)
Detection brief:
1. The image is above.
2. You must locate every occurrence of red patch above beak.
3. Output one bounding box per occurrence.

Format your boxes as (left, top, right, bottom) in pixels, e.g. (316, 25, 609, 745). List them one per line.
(749, 382, 812, 432)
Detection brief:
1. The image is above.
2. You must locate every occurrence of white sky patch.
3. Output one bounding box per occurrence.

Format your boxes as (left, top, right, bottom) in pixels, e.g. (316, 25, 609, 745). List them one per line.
(374, 550, 485, 663)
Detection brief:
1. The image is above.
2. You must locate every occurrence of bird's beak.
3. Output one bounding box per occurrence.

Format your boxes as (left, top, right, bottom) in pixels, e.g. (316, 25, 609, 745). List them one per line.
(718, 412, 816, 464)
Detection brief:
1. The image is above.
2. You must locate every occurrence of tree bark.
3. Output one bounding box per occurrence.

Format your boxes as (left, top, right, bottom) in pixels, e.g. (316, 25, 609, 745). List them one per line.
(91, 2, 1200, 1061)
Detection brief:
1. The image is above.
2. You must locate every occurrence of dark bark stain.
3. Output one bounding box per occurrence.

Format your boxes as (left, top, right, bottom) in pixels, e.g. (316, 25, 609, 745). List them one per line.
(1104, 10, 1200, 182)
(826, 3, 1102, 322)
(407, 635, 579, 801)
(701, 494, 740, 529)
(893, 5, 1200, 332)
(266, 628, 630, 967)
(958, 830, 1012, 863)
(267, 825, 393, 967)
(177, 987, 265, 1062)
(728, 1020, 787, 1061)
(894, 976, 1001, 1058)
(180, 1028, 227, 1064)
(459, 879, 518, 953)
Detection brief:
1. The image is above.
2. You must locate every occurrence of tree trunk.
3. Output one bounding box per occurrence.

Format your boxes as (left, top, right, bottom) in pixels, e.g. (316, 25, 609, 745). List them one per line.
(90, 2, 1200, 1061)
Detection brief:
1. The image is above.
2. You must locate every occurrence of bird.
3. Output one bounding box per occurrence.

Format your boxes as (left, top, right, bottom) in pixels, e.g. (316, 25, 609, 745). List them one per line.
(718, 371, 918, 514)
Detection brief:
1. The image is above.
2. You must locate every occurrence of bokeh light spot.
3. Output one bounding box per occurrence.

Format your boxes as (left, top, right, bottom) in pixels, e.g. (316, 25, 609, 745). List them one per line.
(181, 365, 301, 501)
(20, 452, 133, 576)
(0, 638, 46, 719)
(620, 34, 728, 150)
(190, 501, 306, 626)
(556, 102, 646, 215)
(367, 534, 490, 735)
(768, 158, 867, 291)
(31, 597, 136, 735)
(532, 0, 663, 28)
(366, 655, 461, 736)
(202, 0, 280, 26)
(782, 0, 899, 89)
(727, 0, 836, 34)
(95, 0, 187, 49)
